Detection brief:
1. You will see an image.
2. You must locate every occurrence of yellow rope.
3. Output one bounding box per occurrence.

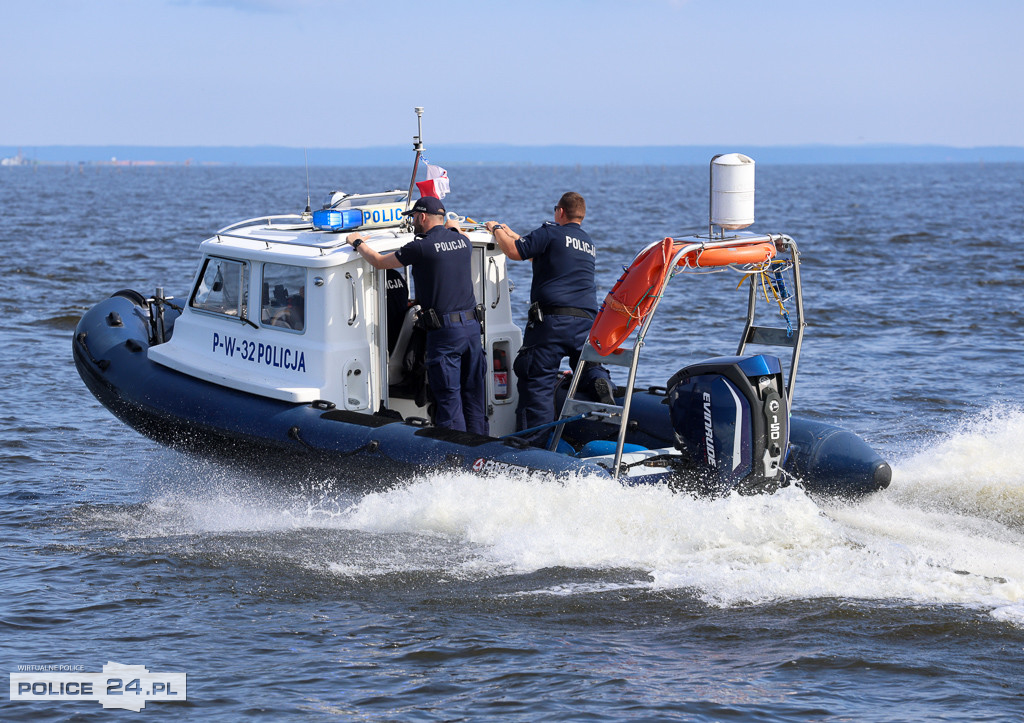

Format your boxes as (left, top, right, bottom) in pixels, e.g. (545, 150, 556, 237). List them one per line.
(734, 265, 789, 317)
(604, 295, 641, 320)
(762, 270, 788, 316)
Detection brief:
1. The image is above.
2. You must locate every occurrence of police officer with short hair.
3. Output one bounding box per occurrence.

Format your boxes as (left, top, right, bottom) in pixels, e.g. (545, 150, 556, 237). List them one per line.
(486, 192, 613, 443)
(348, 196, 488, 435)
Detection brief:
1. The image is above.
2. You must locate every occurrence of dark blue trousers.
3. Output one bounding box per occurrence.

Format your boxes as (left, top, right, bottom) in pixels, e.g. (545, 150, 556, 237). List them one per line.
(513, 313, 611, 441)
(426, 318, 489, 435)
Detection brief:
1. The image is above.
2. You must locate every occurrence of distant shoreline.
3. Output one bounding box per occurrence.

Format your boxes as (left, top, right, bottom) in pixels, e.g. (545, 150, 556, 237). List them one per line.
(3, 143, 1023, 167)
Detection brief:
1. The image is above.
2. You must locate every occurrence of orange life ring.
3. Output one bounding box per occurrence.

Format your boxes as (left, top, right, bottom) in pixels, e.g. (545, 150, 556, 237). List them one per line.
(589, 238, 778, 356)
(589, 238, 674, 356)
(678, 241, 776, 268)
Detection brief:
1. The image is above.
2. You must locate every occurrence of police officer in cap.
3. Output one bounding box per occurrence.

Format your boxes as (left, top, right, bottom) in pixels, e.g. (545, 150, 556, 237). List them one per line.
(348, 196, 488, 435)
(486, 192, 613, 443)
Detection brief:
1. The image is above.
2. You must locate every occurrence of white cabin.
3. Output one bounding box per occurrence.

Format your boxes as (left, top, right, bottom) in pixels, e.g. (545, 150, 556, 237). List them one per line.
(148, 191, 523, 436)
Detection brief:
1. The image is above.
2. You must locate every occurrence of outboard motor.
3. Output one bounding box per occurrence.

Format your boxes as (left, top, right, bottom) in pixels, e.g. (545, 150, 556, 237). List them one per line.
(666, 354, 789, 495)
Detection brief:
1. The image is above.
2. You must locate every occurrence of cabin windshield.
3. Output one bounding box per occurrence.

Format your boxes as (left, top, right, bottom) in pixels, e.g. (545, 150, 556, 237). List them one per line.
(261, 262, 306, 332)
(190, 257, 248, 318)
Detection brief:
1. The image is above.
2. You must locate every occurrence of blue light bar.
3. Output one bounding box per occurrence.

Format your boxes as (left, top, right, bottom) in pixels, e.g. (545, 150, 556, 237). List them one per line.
(312, 208, 363, 232)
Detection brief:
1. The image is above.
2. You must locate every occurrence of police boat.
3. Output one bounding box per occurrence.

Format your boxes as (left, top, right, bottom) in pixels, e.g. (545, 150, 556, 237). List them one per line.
(72, 119, 890, 497)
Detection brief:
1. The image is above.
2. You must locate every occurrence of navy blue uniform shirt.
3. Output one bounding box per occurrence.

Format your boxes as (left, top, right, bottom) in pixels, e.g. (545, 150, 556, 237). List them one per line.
(395, 225, 476, 313)
(514, 221, 598, 312)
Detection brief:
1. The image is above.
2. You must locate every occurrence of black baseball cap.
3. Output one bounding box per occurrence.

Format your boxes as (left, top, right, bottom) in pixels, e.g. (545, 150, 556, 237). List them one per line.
(403, 196, 446, 217)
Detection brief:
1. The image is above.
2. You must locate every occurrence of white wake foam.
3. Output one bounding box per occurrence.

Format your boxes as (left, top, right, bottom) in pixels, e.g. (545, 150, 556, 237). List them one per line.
(99, 406, 1024, 619)
(886, 404, 1024, 526)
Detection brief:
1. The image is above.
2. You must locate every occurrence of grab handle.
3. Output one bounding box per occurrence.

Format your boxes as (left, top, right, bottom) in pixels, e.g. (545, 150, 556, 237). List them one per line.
(346, 272, 358, 326)
(488, 256, 501, 309)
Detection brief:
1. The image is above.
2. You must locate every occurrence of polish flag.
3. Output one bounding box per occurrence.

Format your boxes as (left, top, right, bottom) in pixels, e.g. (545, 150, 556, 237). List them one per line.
(415, 160, 450, 199)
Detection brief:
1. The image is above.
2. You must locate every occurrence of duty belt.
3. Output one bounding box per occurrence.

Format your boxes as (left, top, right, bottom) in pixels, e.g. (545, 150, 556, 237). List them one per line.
(442, 308, 479, 325)
(541, 305, 595, 320)
(422, 307, 480, 330)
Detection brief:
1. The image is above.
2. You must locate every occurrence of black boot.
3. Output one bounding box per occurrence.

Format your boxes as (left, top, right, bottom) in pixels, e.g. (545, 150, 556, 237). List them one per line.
(593, 378, 615, 405)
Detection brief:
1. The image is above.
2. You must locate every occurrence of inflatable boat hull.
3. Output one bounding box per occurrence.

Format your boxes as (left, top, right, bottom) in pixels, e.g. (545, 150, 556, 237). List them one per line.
(73, 293, 890, 496)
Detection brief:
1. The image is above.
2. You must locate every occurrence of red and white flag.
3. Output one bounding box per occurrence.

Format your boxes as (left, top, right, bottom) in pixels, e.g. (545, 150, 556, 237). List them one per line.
(415, 159, 450, 199)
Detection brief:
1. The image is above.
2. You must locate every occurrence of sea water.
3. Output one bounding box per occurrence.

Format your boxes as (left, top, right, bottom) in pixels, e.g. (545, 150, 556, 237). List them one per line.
(1, 162, 1022, 720)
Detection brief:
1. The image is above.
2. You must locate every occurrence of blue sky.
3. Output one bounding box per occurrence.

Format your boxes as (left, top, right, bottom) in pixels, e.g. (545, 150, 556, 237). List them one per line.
(3, 0, 1021, 148)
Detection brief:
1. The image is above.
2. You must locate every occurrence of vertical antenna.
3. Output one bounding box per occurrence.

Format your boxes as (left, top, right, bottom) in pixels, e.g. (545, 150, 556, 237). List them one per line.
(303, 148, 312, 218)
(405, 107, 425, 213)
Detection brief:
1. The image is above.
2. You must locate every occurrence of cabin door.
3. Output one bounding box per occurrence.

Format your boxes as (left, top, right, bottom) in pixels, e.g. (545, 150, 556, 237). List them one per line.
(376, 266, 425, 415)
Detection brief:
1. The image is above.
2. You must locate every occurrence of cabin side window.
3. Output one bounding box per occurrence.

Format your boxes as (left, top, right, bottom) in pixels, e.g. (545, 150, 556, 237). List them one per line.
(190, 257, 248, 318)
(261, 263, 306, 332)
